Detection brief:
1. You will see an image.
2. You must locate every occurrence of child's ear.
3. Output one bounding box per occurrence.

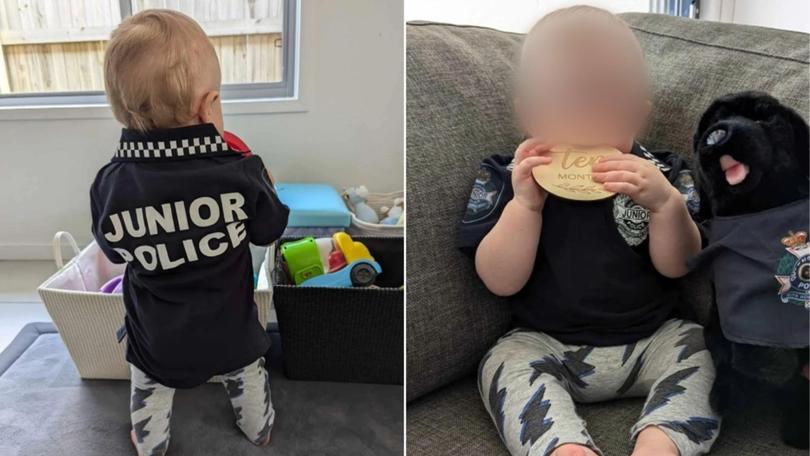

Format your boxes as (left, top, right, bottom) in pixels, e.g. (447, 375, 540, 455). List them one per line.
(197, 90, 220, 124)
(634, 99, 653, 133)
(637, 99, 652, 124)
(514, 97, 531, 136)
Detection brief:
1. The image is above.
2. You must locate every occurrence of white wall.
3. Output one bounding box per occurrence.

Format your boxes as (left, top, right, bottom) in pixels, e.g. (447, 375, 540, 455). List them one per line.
(0, 0, 404, 260)
(406, 0, 809, 33)
(700, 0, 810, 33)
(405, 0, 650, 33)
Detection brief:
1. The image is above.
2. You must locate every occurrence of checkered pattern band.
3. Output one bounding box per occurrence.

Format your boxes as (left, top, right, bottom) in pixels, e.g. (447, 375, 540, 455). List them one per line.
(639, 145, 671, 172)
(115, 135, 229, 159)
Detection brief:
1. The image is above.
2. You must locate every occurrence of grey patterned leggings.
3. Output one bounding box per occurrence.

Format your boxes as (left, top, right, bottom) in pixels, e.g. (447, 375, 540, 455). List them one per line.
(478, 319, 720, 456)
(129, 357, 274, 456)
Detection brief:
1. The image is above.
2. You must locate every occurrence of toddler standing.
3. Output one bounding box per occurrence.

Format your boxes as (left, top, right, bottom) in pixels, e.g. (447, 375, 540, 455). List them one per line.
(91, 10, 289, 456)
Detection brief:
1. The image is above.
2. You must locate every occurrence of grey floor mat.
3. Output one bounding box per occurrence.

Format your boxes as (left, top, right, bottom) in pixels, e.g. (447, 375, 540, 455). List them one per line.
(0, 323, 403, 456)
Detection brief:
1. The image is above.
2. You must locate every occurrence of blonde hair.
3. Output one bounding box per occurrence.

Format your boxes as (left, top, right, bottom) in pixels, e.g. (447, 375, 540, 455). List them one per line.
(522, 5, 633, 55)
(104, 9, 219, 132)
(529, 5, 629, 30)
(518, 5, 642, 93)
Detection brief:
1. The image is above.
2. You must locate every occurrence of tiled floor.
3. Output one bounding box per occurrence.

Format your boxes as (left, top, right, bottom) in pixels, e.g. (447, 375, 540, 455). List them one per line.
(0, 260, 55, 352)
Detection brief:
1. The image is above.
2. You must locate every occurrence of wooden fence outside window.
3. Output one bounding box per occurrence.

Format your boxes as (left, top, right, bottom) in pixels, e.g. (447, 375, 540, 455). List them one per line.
(0, 0, 284, 94)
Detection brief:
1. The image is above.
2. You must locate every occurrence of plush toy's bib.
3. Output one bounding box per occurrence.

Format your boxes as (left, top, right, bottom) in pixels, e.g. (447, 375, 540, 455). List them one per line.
(692, 198, 810, 348)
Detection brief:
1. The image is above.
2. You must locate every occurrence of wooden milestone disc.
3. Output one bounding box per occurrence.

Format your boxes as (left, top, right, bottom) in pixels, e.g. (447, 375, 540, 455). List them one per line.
(531, 145, 622, 201)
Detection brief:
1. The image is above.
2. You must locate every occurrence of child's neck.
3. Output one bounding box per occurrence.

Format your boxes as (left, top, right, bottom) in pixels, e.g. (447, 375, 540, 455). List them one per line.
(616, 138, 634, 154)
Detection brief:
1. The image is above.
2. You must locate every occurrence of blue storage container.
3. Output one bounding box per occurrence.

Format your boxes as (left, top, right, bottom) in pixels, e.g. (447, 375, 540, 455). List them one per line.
(275, 183, 352, 228)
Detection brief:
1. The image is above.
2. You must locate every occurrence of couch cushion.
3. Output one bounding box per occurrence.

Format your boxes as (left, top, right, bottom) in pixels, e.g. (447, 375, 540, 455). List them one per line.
(405, 15, 809, 402)
(406, 23, 522, 401)
(407, 377, 806, 456)
(625, 13, 810, 156)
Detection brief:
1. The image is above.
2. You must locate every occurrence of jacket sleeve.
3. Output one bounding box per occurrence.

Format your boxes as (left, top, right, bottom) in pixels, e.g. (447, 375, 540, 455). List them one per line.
(244, 157, 290, 246)
(645, 147, 709, 244)
(457, 155, 514, 257)
(654, 150, 703, 222)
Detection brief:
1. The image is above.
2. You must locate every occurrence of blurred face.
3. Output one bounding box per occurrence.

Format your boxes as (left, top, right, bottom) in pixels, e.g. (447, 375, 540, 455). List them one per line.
(518, 18, 650, 150)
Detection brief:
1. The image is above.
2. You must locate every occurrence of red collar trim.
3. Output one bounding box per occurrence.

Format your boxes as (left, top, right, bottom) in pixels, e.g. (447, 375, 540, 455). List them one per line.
(223, 131, 252, 156)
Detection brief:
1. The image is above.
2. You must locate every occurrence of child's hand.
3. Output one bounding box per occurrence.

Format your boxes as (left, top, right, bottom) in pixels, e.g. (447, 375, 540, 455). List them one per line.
(512, 138, 552, 212)
(592, 154, 680, 213)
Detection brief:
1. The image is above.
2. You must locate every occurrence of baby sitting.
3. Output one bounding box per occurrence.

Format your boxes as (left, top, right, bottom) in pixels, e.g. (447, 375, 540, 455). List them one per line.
(460, 6, 719, 456)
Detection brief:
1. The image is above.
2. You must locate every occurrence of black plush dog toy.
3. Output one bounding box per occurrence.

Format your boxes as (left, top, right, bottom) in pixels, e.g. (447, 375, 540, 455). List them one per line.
(691, 91, 809, 449)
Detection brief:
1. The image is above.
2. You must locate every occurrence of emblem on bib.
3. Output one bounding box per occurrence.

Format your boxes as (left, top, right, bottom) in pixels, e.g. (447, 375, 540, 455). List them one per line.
(775, 231, 810, 309)
(463, 164, 503, 223)
(613, 194, 650, 246)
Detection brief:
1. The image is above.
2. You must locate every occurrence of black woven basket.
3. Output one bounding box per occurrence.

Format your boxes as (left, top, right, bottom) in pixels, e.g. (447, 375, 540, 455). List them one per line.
(273, 236, 403, 384)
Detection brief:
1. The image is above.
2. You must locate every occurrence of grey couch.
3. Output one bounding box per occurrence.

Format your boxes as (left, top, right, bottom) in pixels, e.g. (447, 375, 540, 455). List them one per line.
(406, 13, 808, 456)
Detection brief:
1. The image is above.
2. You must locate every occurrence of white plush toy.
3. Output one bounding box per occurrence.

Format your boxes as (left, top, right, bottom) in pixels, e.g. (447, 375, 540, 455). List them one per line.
(380, 197, 404, 225)
(345, 185, 379, 223)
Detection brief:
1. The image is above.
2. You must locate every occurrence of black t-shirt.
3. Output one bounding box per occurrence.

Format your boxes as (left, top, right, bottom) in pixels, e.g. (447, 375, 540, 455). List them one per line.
(90, 123, 289, 388)
(458, 143, 701, 346)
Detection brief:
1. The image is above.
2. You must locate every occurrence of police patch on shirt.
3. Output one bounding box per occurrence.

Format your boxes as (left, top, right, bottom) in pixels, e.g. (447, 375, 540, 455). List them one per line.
(775, 231, 810, 308)
(675, 170, 700, 215)
(613, 194, 650, 246)
(463, 164, 504, 223)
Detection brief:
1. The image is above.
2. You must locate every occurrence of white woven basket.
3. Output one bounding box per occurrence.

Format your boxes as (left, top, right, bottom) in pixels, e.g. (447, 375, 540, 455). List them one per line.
(342, 190, 404, 236)
(37, 232, 273, 382)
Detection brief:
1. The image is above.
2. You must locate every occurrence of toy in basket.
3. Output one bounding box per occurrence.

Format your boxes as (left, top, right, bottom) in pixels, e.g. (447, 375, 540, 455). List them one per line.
(342, 186, 404, 235)
(99, 275, 124, 293)
(280, 232, 382, 287)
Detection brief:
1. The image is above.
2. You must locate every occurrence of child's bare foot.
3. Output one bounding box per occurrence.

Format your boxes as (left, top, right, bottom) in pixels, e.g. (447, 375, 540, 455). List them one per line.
(632, 426, 679, 456)
(550, 443, 599, 456)
(130, 430, 144, 456)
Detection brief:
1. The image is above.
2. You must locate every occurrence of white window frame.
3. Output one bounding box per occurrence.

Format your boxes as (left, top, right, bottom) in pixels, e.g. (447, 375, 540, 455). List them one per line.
(0, 0, 300, 116)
